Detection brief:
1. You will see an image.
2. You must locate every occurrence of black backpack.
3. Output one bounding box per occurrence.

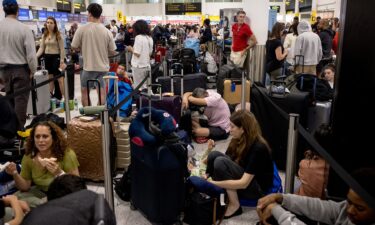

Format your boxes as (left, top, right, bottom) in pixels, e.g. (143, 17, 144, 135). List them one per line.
(114, 165, 132, 202)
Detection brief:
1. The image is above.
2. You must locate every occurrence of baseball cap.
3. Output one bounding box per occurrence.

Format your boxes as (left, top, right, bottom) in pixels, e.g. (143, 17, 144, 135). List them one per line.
(2, 0, 18, 7)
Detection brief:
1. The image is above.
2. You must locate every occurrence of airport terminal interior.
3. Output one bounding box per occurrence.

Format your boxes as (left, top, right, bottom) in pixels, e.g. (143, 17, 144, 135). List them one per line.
(1, 0, 375, 224)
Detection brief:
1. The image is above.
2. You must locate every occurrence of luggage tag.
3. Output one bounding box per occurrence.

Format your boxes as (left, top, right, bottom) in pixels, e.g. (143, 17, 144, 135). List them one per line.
(231, 82, 236, 92)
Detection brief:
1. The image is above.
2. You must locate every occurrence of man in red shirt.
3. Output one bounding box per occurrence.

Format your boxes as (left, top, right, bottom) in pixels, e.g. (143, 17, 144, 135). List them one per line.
(230, 10, 257, 68)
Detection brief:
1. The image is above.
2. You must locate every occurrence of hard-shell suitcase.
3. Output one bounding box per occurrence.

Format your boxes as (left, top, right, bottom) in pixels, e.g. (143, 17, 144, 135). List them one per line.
(138, 95, 182, 123)
(217, 64, 243, 95)
(157, 73, 207, 95)
(67, 79, 116, 181)
(223, 79, 251, 104)
(307, 101, 332, 134)
(67, 117, 117, 181)
(27, 69, 50, 115)
(67, 118, 104, 181)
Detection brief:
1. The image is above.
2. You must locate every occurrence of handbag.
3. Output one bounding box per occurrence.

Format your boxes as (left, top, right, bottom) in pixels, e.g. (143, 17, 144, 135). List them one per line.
(184, 191, 226, 225)
(184, 176, 226, 225)
(295, 150, 329, 199)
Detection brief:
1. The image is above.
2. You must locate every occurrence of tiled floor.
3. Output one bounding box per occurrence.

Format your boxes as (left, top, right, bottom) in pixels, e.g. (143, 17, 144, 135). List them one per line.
(26, 73, 293, 224)
(87, 138, 261, 225)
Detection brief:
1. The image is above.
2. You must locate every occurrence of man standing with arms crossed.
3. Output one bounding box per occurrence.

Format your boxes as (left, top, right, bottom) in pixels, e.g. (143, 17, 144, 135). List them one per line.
(230, 10, 257, 68)
(0, 0, 37, 130)
(71, 3, 116, 106)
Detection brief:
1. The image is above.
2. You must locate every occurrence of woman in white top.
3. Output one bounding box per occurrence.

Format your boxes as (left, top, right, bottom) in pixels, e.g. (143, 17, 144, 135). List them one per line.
(127, 20, 153, 91)
(36, 16, 66, 98)
(283, 22, 298, 68)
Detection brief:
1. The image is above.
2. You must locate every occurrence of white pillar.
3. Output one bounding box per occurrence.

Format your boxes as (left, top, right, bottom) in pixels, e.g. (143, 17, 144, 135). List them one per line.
(243, 0, 269, 45)
(282, 0, 287, 22)
(334, 0, 341, 17)
(294, 0, 299, 17)
(161, 0, 166, 24)
(0, 0, 4, 20)
(243, 0, 269, 82)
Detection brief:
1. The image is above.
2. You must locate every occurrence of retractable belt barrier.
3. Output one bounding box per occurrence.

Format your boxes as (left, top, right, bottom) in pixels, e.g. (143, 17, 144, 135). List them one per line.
(1, 72, 64, 102)
(108, 67, 154, 118)
(252, 83, 375, 209)
(0, 50, 127, 103)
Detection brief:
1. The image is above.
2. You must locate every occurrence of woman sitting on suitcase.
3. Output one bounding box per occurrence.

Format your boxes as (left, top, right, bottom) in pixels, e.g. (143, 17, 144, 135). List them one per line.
(5, 121, 79, 208)
(205, 110, 274, 219)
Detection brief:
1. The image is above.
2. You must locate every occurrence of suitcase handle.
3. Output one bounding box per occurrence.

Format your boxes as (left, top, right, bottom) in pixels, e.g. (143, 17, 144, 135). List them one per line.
(148, 84, 162, 99)
(87, 79, 102, 106)
(169, 74, 184, 96)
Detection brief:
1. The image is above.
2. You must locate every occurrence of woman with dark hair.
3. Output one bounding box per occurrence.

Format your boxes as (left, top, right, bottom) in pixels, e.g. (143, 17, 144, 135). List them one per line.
(126, 20, 153, 91)
(283, 22, 299, 68)
(205, 110, 274, 219)
(36, 16, 66, 99)
(266, 22, 288, 81)
(5, 121, 79, 207)
(200, 19, 212, 44)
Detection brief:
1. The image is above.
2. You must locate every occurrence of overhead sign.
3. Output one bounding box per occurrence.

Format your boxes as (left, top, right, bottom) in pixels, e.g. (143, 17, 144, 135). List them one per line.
(18, 8, 29, 21)
(57, 0, 72, 12)
(165, 3, 201, 15)
(270, 5, 281, 13)
(117, 11, 123, 21)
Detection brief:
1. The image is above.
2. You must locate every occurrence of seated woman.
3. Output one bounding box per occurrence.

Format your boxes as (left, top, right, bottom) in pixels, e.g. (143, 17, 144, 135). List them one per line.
(205, 110, 274, 219)
(5, 121, 79, 208)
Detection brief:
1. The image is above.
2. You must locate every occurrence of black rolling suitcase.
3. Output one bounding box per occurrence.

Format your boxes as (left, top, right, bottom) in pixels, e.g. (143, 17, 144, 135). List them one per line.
(157, 73, 207, 95)
(129, 106, 187, 225)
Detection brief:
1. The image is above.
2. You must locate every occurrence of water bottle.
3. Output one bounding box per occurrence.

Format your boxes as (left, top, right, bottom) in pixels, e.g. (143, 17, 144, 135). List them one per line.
(74, 98, 78, 110)
(60, 99, 65, 112)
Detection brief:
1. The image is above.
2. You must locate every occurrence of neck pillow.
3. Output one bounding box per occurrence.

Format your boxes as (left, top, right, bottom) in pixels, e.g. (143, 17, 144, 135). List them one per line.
(129, 107, 177, 146)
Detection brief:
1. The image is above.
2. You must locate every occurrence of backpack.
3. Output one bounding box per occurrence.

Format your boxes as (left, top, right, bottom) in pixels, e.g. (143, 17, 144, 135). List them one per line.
(114, 164, 132, 202)
(26, 113, 65, 129)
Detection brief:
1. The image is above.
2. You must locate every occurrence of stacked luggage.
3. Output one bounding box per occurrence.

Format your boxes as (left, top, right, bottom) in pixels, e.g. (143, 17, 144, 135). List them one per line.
(129, 107, 187, 225)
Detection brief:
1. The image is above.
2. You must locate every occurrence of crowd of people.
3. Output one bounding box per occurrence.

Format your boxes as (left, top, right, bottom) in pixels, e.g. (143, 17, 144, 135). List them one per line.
(266, 15, 339, 82)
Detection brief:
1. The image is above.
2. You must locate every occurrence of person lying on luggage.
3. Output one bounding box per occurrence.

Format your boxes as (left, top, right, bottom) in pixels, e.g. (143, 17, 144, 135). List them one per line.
(4, 121, 80, 208)
(182, 88, 230, 143)
(204, 110, 274, 219)
(257, 167, 375, 225)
